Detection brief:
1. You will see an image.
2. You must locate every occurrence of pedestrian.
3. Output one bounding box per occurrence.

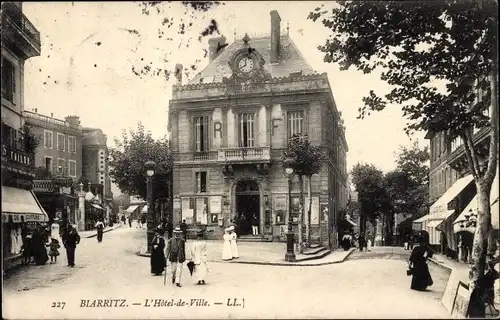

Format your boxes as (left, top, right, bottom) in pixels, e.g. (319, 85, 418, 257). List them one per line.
(50, 218, 61, 242)
(404, 234, 409, 250)
(166, 219, 173, 239)
(358, 233, 365, 252)
(32, 227, 49, 265)
(63, 226, 80, 267)
(341, 233, 351, 251)
(141, 215, 146, 229)
(190, 230, 209, 285)
(180, 220, 188, 242)
(367, 236, 372, 252)
(95, 219, 105, 243)
(121, 215, 126, 226)
(22, 233, 33, 265)
(128, 215, 133, 228)
(222, 227, 233, 261)
(150, 229, 166, 276)
(47, 238, 60, 264)
(466, 258, 500, 318)
(228, 226, 239, 259)
(251, 213, 259, 236)
(166, 227, 186, 287)
(408, 232, 433, 291)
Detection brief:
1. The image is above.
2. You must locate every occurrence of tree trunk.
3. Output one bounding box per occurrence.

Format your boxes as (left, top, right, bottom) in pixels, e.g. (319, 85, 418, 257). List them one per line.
(306, 175, 312, 248)
(469, 182, 492, 291)
(298, 175, 304, 254)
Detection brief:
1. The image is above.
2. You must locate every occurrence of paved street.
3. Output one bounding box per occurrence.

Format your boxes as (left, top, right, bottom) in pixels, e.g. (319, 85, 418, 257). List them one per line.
(3, 225, 451, 319)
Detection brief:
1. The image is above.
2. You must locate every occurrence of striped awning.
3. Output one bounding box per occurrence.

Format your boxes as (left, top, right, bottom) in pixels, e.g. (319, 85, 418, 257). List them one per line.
(2, 186, 49, 222)
(126, 205, 138, 213)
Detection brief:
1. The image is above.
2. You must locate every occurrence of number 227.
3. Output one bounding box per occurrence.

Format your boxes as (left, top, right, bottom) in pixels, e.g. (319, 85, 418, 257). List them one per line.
(51, 302, 66, 310)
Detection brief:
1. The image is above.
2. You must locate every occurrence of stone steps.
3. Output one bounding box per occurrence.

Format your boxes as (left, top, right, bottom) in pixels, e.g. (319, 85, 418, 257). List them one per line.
(295, 246, 331, 262)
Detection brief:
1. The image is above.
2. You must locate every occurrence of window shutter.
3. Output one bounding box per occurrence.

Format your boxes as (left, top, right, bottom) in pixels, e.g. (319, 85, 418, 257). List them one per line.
(203, 116, 209, 151)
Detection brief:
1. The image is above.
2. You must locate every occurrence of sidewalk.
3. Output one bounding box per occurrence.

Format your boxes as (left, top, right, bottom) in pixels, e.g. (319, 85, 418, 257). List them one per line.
(138, 239, 355, 266)
(79, 224, 122, 239)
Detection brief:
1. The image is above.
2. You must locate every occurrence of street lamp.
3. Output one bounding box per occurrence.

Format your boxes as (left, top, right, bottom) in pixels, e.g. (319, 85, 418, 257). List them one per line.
(283, 155, 296, 262)
(145, 160, 156, 253)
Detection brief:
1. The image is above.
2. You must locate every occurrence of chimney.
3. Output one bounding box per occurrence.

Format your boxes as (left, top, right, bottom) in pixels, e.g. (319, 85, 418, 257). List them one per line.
(270, 10, 281, 63)
(174, 64, 183, 85)
(65, 115, 81, 127)
(208, 36, 227, 62)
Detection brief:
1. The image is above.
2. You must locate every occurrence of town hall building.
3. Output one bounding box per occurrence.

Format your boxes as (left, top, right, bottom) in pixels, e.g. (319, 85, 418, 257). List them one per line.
(168, 11, 349, 248)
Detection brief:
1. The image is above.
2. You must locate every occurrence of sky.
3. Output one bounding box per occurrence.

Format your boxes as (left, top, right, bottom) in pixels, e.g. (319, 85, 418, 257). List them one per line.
(22, 1, 426, 195)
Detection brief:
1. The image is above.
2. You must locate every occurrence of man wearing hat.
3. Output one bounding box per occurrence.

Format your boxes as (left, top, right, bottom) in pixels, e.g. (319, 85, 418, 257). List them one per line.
(166, 227, 186, 287)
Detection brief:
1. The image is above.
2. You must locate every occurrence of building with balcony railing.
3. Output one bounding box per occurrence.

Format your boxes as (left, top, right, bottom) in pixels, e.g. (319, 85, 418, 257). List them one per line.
(168, 11, 349, 248)
(23, 109, 83, 181)
(1, 1, 48, 270)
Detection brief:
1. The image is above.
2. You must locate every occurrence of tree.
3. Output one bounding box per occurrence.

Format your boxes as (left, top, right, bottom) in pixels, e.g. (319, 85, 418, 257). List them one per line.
(281, 135, 324, 251)
(386, 143, 430, 220)
(309, 0, 498, 290)
(350, 163, 391, 239)
(108, 123, 173, 203)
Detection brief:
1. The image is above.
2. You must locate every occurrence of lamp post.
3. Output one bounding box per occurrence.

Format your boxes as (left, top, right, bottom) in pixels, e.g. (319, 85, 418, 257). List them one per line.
(145, 160, 156, 253)
(283, 155, 296, 262)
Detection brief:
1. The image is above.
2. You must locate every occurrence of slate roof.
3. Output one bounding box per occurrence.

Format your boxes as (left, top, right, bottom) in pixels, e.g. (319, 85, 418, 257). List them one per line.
(189, 35, 317, 85)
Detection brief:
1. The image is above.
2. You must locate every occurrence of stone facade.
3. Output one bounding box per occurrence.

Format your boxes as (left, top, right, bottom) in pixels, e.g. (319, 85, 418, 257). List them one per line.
(168, 11, 348, 247)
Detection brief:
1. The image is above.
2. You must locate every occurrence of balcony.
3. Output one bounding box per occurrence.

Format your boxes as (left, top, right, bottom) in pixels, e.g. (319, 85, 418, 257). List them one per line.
(1, 143, 35, 176)
(1, 2, 41, 59)
(448, 127, 491, 173)
(217, 147, 271, 164)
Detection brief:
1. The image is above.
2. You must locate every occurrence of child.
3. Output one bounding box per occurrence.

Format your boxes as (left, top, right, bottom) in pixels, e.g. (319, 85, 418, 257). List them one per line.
(47, 238, 60, 263)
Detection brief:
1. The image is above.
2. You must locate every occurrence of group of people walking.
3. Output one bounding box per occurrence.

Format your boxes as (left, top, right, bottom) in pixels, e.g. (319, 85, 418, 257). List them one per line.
(21, 219, 81, 268)
(340, 232, 372, 252)
(150, 226, 209, 287)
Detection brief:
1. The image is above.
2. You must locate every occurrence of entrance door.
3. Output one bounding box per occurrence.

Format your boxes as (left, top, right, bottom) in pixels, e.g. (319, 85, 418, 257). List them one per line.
(235, 180, 260, 236)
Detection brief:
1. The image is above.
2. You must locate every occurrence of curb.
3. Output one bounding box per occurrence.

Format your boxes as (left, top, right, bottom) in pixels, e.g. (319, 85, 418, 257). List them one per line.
(85, 225, 122, 238)
(136, 248, 356, 267)
(428, 257, 453, 273)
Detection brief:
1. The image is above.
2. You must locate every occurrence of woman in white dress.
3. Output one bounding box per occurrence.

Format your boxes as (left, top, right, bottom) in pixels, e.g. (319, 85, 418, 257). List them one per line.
(51, 218, 61, 242)
(190, 231, 209, 285)
(222, 228, 233, 261)
(228, 226, 239, 259)
(367, 237, 372, 252)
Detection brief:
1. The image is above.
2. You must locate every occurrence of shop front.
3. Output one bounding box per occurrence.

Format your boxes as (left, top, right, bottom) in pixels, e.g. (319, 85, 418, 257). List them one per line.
(2, 186, 49, 269)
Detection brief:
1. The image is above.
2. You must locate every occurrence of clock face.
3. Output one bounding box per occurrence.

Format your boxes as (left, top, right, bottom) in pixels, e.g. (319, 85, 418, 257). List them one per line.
(238, 56, 254, 73)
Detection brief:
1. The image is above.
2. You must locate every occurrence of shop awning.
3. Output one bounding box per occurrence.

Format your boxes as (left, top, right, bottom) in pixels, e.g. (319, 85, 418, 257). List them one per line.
(1, 186, 49, 222)
(414, 214, 431, 223)
(430, 174, 474, 217)
(126, 205, 138, 213)
(141, 205, 148, 214)
(91, 204, 104, 210)
(412, 214, 430, 231)
(453, 193, 498, 234)
(427, 219, 443, 228)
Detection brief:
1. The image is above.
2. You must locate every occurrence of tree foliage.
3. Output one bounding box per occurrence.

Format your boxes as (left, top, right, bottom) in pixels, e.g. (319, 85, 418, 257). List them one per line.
(280, 134, 324, 177)
(350, 163, 391, 224)
(108, 122, 173, 201)
(385, 142, 430, 218)
(308, 0, 496, 138)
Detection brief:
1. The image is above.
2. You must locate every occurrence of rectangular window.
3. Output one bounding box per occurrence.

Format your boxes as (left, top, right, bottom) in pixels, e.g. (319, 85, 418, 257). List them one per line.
(288, 110, 304, 138)
(44, 130, 53, 149)
(44, 157, 53, 172)
(239, 113, 254, 147)
(68, 136, 76, 153)
(1, 56, 16, 103)
(57, 158, 65, 175)
(194, 116, 209, 152)
(57, 133, 65, 151)
(68, 160, 76, 177)
(195, 171, 207, 193)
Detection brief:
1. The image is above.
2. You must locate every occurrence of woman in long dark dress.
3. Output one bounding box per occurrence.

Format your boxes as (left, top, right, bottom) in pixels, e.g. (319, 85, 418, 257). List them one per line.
(150, 230, 166, 275)
(466, 259, 500, 318)
(408, 233, 433, 291)
(32, 227, 49, 265)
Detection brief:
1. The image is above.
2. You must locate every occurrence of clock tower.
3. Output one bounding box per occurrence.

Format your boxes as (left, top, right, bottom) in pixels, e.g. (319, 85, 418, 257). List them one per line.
(223, 34, 271, 93)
